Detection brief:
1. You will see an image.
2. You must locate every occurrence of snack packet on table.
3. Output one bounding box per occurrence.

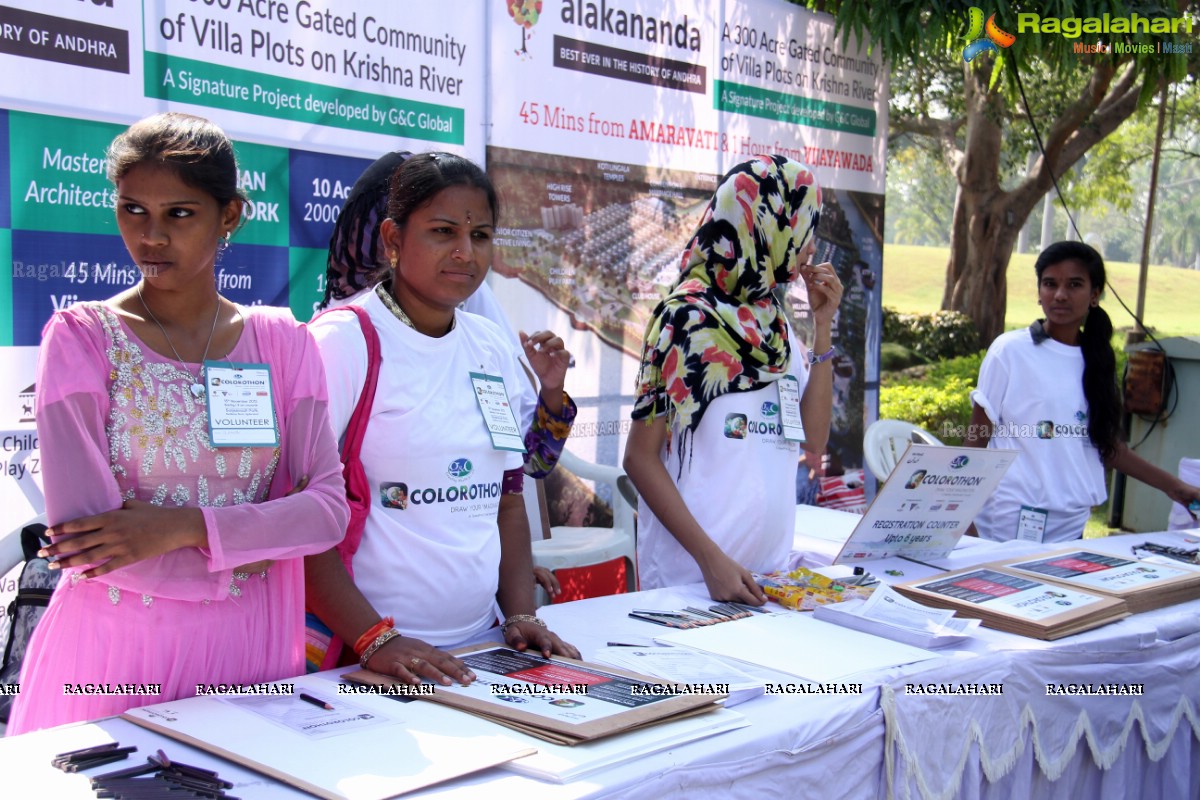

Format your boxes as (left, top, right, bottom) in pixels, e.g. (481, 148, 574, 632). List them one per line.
(754, 567, 876, 611)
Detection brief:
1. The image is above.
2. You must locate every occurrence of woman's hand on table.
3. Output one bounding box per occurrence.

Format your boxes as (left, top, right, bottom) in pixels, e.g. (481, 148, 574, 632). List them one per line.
(698, 549, 768, 606)
(1166, 481, 1200, 518)
(365, 635, 476, 687)
(504, 620, 581, 660)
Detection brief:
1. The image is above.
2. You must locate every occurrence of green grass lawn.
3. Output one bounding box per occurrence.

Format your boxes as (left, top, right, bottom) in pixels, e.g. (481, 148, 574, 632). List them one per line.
(883, 244, 1200, 338)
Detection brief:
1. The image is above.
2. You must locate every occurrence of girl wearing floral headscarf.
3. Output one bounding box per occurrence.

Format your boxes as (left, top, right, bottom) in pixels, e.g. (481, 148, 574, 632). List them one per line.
(624, 155, 842, 604)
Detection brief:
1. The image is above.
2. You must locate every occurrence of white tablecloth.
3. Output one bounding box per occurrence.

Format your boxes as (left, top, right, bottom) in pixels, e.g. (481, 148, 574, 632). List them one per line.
(868, 531, 1200, 800)
(5, 529, 1200, 799)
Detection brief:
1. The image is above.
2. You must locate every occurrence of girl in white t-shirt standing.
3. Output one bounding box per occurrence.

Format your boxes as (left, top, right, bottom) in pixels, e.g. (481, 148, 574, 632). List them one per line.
(307, 153, 577, 688)
(624, 156, 843, 604)
(967, 241, 1199, 542)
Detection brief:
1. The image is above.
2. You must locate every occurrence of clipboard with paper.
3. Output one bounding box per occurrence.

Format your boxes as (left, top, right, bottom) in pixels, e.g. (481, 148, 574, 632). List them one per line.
(344, 644, 727, 745)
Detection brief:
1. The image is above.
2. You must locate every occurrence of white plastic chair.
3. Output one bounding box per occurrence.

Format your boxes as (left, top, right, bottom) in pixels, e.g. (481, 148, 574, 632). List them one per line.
(531, 449, 637, 606)
(863, 419, 943, 482)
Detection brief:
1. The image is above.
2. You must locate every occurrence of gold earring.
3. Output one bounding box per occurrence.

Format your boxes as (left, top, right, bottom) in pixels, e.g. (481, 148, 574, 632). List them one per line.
(389, 251, 398, 270)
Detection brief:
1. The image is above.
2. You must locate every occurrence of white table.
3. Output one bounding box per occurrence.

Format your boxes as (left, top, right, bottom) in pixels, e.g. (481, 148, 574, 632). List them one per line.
(791, 510, 1200, 799)
(4, 529, 1200, 799)
(866, 531, 1200, 800)
(0, 582, 885, 799)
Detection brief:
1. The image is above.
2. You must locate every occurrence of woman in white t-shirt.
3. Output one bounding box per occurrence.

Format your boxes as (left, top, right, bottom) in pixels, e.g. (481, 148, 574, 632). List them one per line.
(966, 241, 1199, 542)
(624, 156, 843, 604)
(314, 150, 577, 602)
(306, 153, 577, 688)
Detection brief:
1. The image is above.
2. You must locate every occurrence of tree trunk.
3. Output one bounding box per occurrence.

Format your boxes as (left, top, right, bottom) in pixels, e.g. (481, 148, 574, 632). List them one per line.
(941, 60, 1018, 346)
(942, 185, 967, 309)
(936, 56, 1138, 346)
(944, 196, 1023, 345)
(921, 47, 1150, 347)
(1016, 152, 1037, 253)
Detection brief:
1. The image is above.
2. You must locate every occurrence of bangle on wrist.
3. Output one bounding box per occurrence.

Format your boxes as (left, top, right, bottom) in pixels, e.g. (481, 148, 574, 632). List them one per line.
(359, 629, 401, 669)
(353, 616, 395, 656)
(500, 614, 546, 637)
(807, 346, 836, 365)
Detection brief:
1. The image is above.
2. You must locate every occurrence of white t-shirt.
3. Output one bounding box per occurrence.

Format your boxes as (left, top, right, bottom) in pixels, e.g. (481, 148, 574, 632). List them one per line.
(310, 290, 524, 645)
(461, 281, 538, 434)
(970, 328, 1107, 542)
(325, 281, 537, 434)
(637, 330, 809, 589)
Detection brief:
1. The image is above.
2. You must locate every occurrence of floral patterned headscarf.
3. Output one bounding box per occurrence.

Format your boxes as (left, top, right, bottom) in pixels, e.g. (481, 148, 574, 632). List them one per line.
(632, 155, 822, 454)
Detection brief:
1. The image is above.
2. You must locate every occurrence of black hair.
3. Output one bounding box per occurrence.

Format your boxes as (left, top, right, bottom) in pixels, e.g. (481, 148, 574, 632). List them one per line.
(106, 112, 245, 208)
(1034, 241, 1121, 460)
(386, 152, 498, 229)
(321, 150, 412, 308)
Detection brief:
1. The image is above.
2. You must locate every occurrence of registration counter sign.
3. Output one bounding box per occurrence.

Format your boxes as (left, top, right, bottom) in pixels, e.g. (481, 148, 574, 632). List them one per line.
(835, 445, 1018, 563)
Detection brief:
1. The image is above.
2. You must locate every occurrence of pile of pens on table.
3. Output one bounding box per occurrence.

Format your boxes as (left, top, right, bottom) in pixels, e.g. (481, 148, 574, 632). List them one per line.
(629, 602, 768, 629)
(52, 742, 239, 799)
(1133, 541, 1200, 565)
(52, 742, 139, 773)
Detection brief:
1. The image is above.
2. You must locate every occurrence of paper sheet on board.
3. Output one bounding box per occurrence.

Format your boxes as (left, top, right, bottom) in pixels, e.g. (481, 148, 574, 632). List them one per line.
(654, 612, 939, 683)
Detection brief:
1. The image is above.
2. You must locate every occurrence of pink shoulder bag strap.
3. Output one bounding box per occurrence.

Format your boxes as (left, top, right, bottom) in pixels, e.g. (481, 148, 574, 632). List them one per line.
(311, 304, 381, 670)
(329, 304, 382, 575)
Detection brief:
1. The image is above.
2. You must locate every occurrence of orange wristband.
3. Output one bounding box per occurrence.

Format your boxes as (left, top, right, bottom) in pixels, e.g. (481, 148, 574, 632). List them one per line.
(353, 616, 395, 656)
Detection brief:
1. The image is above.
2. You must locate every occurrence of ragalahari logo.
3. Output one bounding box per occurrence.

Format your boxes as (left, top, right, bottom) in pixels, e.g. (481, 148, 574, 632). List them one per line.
(963, 7, 1017, 62)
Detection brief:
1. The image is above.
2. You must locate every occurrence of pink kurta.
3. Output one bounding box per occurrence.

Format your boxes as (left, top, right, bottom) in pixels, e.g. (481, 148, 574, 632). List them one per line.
(8, 303, 348, 734)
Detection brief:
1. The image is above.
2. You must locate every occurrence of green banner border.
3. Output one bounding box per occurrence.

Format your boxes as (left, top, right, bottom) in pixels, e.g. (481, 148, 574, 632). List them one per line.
(714, 80, 876, 136)
(144, 52, 464, 145)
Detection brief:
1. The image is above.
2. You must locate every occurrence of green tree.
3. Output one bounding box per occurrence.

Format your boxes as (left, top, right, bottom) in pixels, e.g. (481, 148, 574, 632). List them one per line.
(1077, 78, 1200, 267)
(801, 1, 1196, 344)
(885, 136, 957, 246)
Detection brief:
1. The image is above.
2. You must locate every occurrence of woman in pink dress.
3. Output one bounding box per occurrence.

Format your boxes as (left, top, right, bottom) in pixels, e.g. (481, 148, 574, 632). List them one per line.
(8, 113, 348, 734)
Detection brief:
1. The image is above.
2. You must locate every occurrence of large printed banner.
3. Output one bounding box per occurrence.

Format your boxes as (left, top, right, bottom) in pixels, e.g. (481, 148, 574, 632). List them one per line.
(486, 0, 886, 480)
(1, 0, 486, 333)
(5, 110, 379, 340)
(0, 0, 486, 537)
(0, 0, 484, 155)
(0, 0, 886, 543)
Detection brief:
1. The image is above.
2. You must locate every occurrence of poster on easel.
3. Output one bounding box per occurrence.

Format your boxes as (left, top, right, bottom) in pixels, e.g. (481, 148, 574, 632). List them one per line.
(835, 444, 1017, 564)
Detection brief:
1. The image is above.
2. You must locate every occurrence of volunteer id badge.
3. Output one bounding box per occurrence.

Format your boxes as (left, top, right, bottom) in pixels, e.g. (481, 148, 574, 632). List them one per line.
(470, 372, 526, 452)
(777, 376, 806, 442)
(204, 362, 279, 448)
(1016, 505, 1049, 543)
